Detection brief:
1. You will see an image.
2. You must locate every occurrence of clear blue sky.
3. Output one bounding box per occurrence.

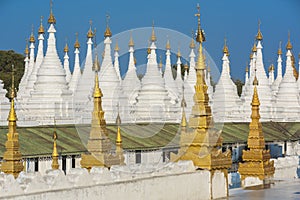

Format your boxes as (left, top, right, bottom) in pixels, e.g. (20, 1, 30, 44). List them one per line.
(1, 0, 300, 81)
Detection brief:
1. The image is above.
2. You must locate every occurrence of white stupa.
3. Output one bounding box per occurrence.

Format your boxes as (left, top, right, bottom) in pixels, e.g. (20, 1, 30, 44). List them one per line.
(213, 41, 241, 122)
(134, 25, 174, 122)
(241, 26, 272, 121)
(184, 37, 197, 118)
(268, 64, 275, 86)
(17, 42, 30, 99)
(113, 40, 122, 82)
(22, 8, 74, 125)
(63, 43, 71, 83)
(271, 43, 283, 96)
(275, 36, 300, 121)
(175, 48, 183, 98)
(69, 34, 82, 93)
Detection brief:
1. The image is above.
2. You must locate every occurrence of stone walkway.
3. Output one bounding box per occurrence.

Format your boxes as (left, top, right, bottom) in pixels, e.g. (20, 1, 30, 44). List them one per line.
(229, 179, 300, 199)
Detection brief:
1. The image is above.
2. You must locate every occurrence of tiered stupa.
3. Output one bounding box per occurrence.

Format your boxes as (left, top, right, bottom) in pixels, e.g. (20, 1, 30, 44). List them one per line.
(241, 24, 272, 121)
(176, 48, 183, 98)
(213, 40, 241, 122)
(134, 24, 174, 122)
(238, 74, 275, 188)
(80, 65, 124, 170)
(271, 42, 283, 96)
(98, 19, 123, 123)
(23, 5, 73, 125)
(63, 43, 71, 83)
(274, 34, 300, 121)
(113, 40, 122, 81)
(268, 64, 274, 86)
(171, 5, 232, 171)
(1, 68, 23, 178)
(69, 33, 82, 93)
(17, 42, 30, 97)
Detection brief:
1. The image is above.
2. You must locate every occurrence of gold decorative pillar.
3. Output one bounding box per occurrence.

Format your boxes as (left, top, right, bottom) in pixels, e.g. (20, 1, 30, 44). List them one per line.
(51, 130, 59, 170)
(80, 54, 124, 171)
(238, 74, 275, 187)
(1, 65, 23, 178)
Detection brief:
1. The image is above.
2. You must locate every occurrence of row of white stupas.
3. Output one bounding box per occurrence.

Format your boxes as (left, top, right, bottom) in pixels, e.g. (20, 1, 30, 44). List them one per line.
(1, 7, 299, 126)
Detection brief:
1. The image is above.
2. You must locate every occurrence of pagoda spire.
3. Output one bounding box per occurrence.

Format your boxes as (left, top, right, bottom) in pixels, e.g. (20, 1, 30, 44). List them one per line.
(239, 71, 274, 187)
(104, 14, 112, 38)
(176, 47, 183, 95)
(48, 0, 56, 24)
(271, 41, 283, 94)
(18, 40, 30, 96)
(27, 25, 35, 86)
(51, 119, 59, 170)
(80, 54, 123, 170)
(114, 39, 122, 81)
(83, 20, 94, 75)
(63, 42, 71, 83)
(69, 33, 81, 92)
(171, 4, 231, 170)
(245, 63, 249, 85)
(1, 65, 23, 178)
(115, 107, 125, 163)
(268, 64, 274, 85)
(36, 16, 45, 68)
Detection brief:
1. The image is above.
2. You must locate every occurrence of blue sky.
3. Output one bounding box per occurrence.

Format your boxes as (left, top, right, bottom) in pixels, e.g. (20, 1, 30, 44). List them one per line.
(1, 0, 300, 81)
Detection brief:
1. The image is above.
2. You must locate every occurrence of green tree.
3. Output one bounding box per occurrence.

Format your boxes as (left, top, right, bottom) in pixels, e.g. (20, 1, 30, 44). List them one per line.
(0, 50, 24, 97)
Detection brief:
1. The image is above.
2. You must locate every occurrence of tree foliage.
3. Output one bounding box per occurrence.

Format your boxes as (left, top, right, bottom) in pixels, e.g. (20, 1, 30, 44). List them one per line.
(0, 50, 24, 96)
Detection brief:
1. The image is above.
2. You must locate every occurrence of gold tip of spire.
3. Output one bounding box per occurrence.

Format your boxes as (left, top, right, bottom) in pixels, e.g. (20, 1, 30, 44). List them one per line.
(93, 61, 102, 98)
(8, 65, 17, 122)
(177, 47, 181, 57)
(93, 53, 100, 72)
(38, 16, 45, 34)
(195, 4, 205, 43)
(48, 0, 56, 24)
(166, 38, 171, 50)
(114, 40, 119, 51)
(207, 66, 211, 72)
(184, 63, 189, 70)
(189, 30, 196, 49)
(74, 33, 80, 48)
(24, 41, 29, 55)
(159, 55, 163, 68)
(256, 20, 263, 40)
(277, 41, 282, 55)
(134, 56, 137, 65)
(150, 21, 157, 42)
(87, 21, 94, 38)
(129, 32, 134, 47)
(246, 66, 249, 72)
(250, 52, 253, 59)
(29, 25, 35, 43)
(64, 43, 69, 52)
(104, 14, 112, 37)
(286, 32, 292, 50)
(252, 42, 257, 52)
(51, 119, 59, 170)
(116, 110, 122, 144)
(268, 64, 274, 72)
(223, 38, 229, 56)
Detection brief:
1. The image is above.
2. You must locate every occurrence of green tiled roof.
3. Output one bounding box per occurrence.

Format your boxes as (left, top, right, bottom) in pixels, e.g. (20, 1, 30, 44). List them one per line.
(0, 122, 300, 158)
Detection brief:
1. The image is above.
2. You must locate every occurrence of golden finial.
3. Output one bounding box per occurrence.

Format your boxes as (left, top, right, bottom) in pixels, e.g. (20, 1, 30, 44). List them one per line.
(134, 56, 137, 65)
(195, 4, 205, 43)
(207, 65, 211, 72)
(87, 20, 94, 38)
(189, 30, 196, 49)
(147, 40, 151, 54)
(252, 41, 257, 52)
(184, 63, 189, 70)
(270, 64, 274, 71)
(159, 55, 163, 69)
(181, 86, 187, 127)
(29, 25, 35, 43)
(223, 37, 229, 56)
(286, 31, 292, 50)
(93, 56, 102, 97)
(104, 14, 112, 38)
(64, 43, 69, 52)
(38, 16, 45, 34)
(93, 53, 100, 72)
(51, 118, 59, 170)
(256, 20, 263, 41)
(177, 47, 181, 57)
(250, 52, 253, 59)
(166, 36, 171, 50)
(115, 105, 122, 144)
(24, 40, 29, 55)
(114, 39, 119, 51)
(128, 32, 134, 47)
(74, 32, 80, 48)
(253, 68, 259, 86)
(150, 21, 157, 42)
(48, 0, 56, 24)
(245, 62, 249, 72)
(277, 41, 282, 55)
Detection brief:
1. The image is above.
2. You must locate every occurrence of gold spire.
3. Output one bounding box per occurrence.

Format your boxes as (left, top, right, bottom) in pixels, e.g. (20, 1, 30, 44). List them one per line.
(48, 0, 56, 24)
(150, 21, 157, 42)
(64, 43, 69, 52)
(277, 41, 282, 55)
(115, 111, 122, 144)
(128, 32, 134, 47)
(166, 38, 171, 50)
(184, 63, 189, 70)
(114, 39, 119, 51)
(93, 53, 100, 72)
(134, 56, 137, 65)
(104, 14, 112, 38)
(286, 31, 292, 50)
(29, 25, 35, 43)
(256, 20, 263, 40)
(189, 30, 196, 49)
(1, 65, 23, 178)
(24, 40, 29, 55)
(268, 64, 274, 72)
(245, 63, 249, 72)
(195, 4, 205, 43)
(147, 40, 151, 54)
(250, 52, 253, 59)
(223, 37, 229, 56)
(177, 47, 181, 57)
(74, 32, 80, 49)
(252, 41, 257, 52)
(51, 119, 59, 170)
(93, 66, 102, 98)
(38, 16, 45, 34)
(86, 20, 94, 38)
